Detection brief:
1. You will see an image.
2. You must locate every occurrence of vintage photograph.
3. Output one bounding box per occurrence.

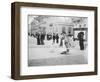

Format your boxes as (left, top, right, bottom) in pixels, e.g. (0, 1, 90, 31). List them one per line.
(11, 2, 97, 79)
(28, 15, 88, 66)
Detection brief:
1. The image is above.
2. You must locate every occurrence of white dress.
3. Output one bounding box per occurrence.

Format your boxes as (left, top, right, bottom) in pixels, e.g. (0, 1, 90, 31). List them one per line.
(64, 35, 70, 48)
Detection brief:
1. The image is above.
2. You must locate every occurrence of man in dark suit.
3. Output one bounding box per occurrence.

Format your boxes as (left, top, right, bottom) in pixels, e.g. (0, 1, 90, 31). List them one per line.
(56, 34, 59, 44)
(53, 33, 56, 43)
(41, 32, 45, 45)
(36, 32, 41, 45)
(77, 32, 84, 50)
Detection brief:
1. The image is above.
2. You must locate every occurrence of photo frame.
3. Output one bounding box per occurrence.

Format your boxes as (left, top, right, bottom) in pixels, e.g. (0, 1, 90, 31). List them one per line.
(11, 2, 98, 80)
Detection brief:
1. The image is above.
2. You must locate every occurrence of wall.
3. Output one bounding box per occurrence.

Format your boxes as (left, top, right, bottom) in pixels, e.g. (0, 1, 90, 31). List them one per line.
(0, 0, 100, 82)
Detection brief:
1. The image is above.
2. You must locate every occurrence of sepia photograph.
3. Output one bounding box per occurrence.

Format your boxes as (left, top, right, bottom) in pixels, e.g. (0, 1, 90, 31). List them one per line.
(28, 15, 88, 66)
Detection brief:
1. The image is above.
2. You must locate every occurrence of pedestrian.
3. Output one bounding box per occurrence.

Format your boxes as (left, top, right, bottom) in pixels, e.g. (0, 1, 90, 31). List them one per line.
(36, 32, 41, 45)
(56, 34, 59, 44)
(64, 34, 70, 53)
(60, 33, 64, 47)
(53, 33, 56, 43)
(77, 32, 84, 50)
(60, 33, 70, 54)
(41, 32, 45, 45)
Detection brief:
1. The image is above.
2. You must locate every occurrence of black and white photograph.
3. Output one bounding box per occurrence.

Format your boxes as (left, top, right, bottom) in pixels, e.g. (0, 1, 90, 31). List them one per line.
(28, 15, 88, 66)
(11, 2, 97, 79)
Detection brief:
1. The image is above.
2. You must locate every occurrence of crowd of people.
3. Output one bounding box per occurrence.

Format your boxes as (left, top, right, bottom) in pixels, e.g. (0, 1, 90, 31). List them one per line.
(28, 31, 85, 54)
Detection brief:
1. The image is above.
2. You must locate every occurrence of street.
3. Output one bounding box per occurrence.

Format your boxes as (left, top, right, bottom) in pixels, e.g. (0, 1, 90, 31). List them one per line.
(28, 36, 88, 66)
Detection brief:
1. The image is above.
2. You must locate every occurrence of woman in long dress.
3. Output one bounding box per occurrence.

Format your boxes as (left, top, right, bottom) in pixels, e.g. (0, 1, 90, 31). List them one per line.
(60, 33, 70, 54)
(64, 34, 70, 53)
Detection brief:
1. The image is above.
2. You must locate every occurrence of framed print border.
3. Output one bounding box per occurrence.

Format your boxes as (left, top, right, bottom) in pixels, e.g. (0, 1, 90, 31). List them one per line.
(11, 2, 98, 80)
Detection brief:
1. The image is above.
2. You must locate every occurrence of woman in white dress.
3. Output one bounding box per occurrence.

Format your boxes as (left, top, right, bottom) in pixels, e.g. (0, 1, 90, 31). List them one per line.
(64, 34, 70, 53)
